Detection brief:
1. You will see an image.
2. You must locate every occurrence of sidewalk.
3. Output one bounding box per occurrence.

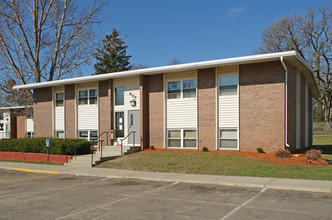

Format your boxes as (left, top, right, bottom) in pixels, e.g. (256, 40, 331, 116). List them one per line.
(0, 161, 331, 193)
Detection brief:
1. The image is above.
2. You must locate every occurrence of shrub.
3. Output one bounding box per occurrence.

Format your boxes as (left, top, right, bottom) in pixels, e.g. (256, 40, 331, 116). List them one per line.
(202, 147, 209, 152)
(0, 138, 91, 155)
(257, 147, 264, 153)
(275, 149, 292, 159)
(306, 149, 321, 161)
(167, 161, 177, 166)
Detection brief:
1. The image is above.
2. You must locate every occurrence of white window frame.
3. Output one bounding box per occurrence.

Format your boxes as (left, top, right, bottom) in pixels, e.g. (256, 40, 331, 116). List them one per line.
(78, 89, 98, 105)
(167, 129, 197, 149)
(115, 87, 125, 106)
(55, 130, 65, 139)
(219, 128, 238, 150)
(167, 79, 197, 99)
(26, 132, 34, 138)
(78, 130, 98, 141)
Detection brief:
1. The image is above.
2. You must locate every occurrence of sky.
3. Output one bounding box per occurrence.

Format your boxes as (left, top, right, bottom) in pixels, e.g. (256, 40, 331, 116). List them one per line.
(80, 0, 330, 75)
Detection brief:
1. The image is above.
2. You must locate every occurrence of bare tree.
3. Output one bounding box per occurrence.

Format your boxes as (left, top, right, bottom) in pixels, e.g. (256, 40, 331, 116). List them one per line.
(131, 64, 149, 70)
(0, 0, 106, 106)
(256, 5, 332, 124)
(169, 57, 183, 65)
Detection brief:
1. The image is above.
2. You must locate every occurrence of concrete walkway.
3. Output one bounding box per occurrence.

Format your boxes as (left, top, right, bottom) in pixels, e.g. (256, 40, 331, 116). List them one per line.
(0, 161, 331, 193)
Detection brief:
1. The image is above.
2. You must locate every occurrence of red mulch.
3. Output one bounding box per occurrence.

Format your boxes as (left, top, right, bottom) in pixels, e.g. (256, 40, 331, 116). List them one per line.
(141, 149, 331, 166)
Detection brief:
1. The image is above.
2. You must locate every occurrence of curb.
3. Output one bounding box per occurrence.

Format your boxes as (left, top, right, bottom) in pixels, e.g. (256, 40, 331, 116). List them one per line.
(12, 168, 60, 175)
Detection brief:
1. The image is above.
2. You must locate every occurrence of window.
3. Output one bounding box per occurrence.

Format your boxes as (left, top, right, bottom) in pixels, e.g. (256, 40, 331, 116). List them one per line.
(26, 132, 34, 138)
(56, 131, 64, 138)
(183, 79, 196, 98)
(220, 129, 237, 149)
(79, 90, 88, 105)
(0, 112, 3, 120)
(167, 81, 181, 99)
(0, 123, 3, 131)
(55, 92, 64, 107)
(115, 87, 124, 105)
(27, 110, 33, 119)
(219, 75, 237, 95)
(168, 130, 181, 147)
(78, 130, 98, 141)
(167, 79, 196, 99)
(78, 89, 98, 105)
(89, 89, 97, 104)
(168, 129, 196, 148)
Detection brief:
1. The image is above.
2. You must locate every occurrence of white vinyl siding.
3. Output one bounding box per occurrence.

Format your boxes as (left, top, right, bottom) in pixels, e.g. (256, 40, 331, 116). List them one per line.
(166, 71, 197, 129)
(54, 88, 65, 134)
(77, 82, 99, 131)
(0, 111, 10, 139)
(26, 118, 34, 133)
(113, 76, 140, 144)
(217, 66, 239, 150)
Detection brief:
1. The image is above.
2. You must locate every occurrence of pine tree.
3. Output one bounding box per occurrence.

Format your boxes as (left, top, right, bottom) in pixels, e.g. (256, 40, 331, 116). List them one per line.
(94, 29, 132, 74)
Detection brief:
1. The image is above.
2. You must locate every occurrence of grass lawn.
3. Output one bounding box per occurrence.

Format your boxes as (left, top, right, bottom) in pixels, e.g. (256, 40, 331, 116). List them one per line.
(313, 135, 332, 159)
(0, 159, 61, 165)
(96, 152, 332, 180)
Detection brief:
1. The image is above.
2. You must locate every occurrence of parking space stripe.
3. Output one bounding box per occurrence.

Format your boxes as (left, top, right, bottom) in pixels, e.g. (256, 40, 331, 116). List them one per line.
(12, 168, 60, 175)
(220, 188, 267, 220)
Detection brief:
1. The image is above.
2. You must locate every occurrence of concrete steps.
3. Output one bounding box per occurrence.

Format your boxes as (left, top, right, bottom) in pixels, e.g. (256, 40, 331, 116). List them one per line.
(64, 145, 140, 167)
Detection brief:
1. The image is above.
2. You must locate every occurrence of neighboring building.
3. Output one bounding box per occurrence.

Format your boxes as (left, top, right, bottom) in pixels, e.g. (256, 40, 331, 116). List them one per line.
(13, 51, 320, 153)
(0, 106, 34, 140)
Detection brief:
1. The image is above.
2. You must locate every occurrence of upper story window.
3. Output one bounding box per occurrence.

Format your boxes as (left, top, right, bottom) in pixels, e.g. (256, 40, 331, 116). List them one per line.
(115, 87, 124, 105)
(219, 75, 237, 95)
(27, 110, 33, 119)
(0, 112, 3, 120)
(55, 92, 64, 107)
(78, 89, 98, 105)
(167, 79, 196, 99)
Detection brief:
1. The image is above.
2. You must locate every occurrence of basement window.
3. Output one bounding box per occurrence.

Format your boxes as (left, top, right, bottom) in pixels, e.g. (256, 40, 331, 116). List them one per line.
(79, 130, 98, 141)
(55, 92, 64, 107)
(219, 129, 237, 149)
(56, 131, 64, 138)
(26, 132, 34, 138)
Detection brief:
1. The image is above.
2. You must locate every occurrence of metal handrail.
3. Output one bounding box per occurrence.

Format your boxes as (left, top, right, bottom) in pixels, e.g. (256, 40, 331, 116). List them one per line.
(91, 139, 104, 166)
(98, 131, 109, 146)
(120, 131, 136, 155)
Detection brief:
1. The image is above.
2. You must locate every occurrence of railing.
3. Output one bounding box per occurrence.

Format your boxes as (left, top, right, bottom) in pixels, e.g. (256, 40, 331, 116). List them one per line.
(0, 132, 10, 140)
(91, 139, 104, 166)
(120, 131, 136, 155)
(98, 131, 109, 146)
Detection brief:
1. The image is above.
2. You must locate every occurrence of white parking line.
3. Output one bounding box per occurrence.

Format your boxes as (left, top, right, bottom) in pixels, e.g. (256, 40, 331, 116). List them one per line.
(220, 188, 267, 220)
(56, 181, 179, 220)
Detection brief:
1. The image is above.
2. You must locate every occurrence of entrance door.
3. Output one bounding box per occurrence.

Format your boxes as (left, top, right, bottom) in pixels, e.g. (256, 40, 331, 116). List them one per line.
(128, 110, 140, 144)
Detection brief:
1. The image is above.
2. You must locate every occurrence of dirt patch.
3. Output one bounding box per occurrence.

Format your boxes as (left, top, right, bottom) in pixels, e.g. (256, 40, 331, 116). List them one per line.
(142, 149, 330, 166)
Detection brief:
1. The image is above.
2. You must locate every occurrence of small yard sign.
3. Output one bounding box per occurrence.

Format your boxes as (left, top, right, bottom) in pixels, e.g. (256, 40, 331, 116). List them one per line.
(46, 139, 50, 147)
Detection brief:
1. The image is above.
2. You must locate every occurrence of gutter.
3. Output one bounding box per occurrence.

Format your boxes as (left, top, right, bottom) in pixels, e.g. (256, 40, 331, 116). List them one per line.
(280, 56, 290, 148)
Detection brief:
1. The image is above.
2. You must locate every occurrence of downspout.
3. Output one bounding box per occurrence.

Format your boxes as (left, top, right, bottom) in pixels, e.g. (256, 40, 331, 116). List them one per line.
(280, 57, 290, 148)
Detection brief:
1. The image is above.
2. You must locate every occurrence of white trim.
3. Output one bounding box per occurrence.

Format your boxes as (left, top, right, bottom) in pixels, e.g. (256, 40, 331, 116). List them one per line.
(215, 68, 218, 150)
(237, 65, 240, 151)
(14, 51, 319, 97)
(0, 106, 32, 110)
(166, 128, 197, 149)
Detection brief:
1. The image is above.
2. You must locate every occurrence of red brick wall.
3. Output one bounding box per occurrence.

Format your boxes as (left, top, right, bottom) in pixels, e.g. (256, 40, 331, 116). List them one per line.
(99, 80, 113, 145)
(239, 61, 285, 153)
(197, 68, 216, 151)
(145, 74, 164, 148)
(0, 151, 72, 164)
(65, 84, 76, 138)
(10, 114, 17, 138)
(16, 115, 26, 138)
(140, 75, 149, 149)
(286, 62, 297, 152)
(308, 89, 312, 148)
(300, 73, 305, 152)
(34, 87, 53, 137)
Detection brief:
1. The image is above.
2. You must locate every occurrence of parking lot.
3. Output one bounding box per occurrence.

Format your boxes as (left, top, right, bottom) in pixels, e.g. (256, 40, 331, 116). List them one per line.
(0, 169, 331, 220)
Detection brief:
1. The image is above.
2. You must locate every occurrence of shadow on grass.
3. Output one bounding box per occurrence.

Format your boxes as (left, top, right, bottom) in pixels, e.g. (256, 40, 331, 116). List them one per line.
(313, 145, 332, 155)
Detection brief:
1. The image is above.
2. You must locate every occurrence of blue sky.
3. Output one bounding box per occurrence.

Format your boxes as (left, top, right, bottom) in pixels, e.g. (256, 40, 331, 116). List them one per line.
(81, 0, 330, 74)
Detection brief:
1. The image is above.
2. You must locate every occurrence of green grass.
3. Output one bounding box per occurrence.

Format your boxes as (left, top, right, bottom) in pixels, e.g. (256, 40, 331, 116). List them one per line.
(313, 135, 332, 159)
(96, 152, 332, 180)
(0, 159, 61, 165)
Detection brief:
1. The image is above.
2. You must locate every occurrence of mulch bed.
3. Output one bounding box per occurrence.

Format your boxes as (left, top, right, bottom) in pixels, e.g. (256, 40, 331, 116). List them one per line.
(141, 149, 331, 166)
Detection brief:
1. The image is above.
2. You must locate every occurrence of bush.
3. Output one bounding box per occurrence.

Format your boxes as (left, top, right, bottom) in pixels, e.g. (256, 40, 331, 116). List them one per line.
(306, 149, 321, 161)
(0, 138, 91, 155)
(257, 148, 264, 153)
(275, 149, 292, 159)
(202, 147, 209, 152)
